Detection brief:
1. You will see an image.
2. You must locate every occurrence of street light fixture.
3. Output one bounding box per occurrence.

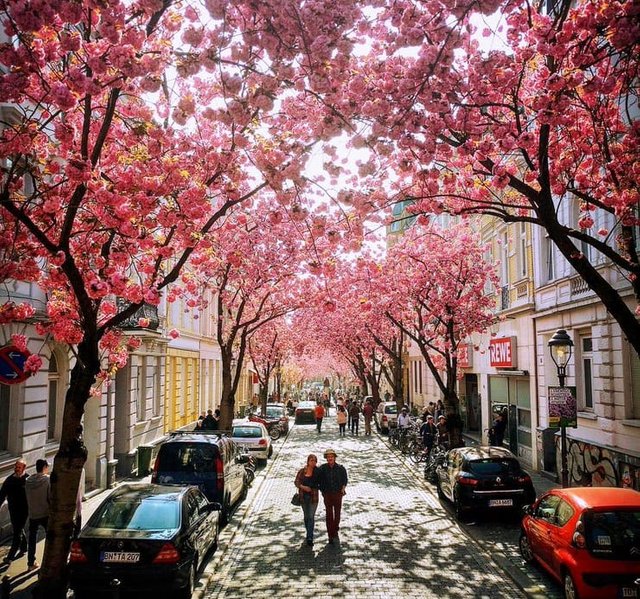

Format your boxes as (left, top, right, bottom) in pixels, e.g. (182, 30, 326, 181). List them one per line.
(548, 329, 574, 488)
(548, 329, 573, 387)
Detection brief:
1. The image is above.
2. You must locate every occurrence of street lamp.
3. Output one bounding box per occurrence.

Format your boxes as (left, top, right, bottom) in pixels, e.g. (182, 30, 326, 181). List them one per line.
(548, 329, 574, 488)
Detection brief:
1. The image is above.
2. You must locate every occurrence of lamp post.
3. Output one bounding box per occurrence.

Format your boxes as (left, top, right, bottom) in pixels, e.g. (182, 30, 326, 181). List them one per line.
(548, 329, 574, 488)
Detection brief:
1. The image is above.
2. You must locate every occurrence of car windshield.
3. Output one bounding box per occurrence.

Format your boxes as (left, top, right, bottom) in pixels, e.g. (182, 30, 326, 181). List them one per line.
(157, 443, 217, 473)
(585, 509, 640, 559)
(298, 402, 315, 409)
(91, 496, 180, 531)
(385, 405, 398, 414)
(467, 459, 520, 475)
(265, 407, 283, 418)
(233, 426, 263, 438)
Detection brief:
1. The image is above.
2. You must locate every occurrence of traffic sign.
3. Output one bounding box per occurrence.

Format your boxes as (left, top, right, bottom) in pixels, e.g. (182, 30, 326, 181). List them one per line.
(0, 345, 32, 385)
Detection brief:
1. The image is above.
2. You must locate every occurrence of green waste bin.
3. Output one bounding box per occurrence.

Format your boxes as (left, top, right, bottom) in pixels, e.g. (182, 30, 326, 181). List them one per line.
(137, 445, 154, 477)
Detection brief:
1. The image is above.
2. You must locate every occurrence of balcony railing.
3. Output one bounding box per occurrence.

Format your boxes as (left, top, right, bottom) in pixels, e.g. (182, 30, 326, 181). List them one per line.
(116, 299, 160, 330)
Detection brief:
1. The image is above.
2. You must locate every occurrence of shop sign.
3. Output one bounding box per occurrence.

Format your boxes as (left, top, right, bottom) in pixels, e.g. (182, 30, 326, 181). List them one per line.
(489, 337, 517, 368)
(548, 386, 578, 428)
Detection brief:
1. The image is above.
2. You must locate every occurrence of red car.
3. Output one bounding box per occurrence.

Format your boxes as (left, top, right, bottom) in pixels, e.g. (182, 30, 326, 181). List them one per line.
(519, 487, 640, 599)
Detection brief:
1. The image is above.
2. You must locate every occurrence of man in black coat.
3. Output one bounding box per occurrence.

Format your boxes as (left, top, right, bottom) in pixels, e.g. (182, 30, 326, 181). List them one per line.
(316, 449, 348, 544)
(0, 459, 29, 563)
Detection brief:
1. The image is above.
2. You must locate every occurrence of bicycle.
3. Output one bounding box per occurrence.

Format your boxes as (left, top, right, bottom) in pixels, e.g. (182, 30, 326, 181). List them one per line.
(423, 443, 447, 482)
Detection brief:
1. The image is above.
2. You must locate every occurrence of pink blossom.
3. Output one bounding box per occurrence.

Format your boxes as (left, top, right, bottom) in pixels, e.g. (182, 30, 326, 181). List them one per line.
(24, 354, 43, 374)
(11, 334, 28, 352)
(169, 328, 180, 339)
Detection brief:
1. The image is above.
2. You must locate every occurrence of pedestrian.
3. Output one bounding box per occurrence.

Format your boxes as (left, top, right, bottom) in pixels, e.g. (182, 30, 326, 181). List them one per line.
(0, 458, 29, 564)
(25, 458, 50, 571)
(397, 406, 412, 429)
(349, 401, 360, 435)
(294, 454, 320, 546)
(336, 405, 347, 437)
(346, 398, 353, 430)
(314, 401, 326, 433)
(489, 410, 507, 446)
(435, 400, 445, 419)
(426, 401, 436, 417)
(194, 411, 206, 430)
(436, 415, 449, 448)
(316, 449, 348, 544)
(419, 415, 438, 458)
(362, 399, 374, 436)
(384, 390, 391, 402)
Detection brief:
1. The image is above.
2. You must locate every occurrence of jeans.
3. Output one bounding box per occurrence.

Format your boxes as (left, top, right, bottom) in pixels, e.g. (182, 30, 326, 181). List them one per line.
(316, 417, 323, 433)
(301, 495, 318, 542)
(350, 419, 359, 435)
(28, 516, 47, 566)
(322, 491, 343, 539)
(339, 423, 346, 436)
(7, 511, 27, 560)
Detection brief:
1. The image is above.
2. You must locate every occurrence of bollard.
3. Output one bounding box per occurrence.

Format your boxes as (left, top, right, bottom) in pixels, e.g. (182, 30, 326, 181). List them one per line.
(109, 578, 121, 599)
(1, 575, 10, 599)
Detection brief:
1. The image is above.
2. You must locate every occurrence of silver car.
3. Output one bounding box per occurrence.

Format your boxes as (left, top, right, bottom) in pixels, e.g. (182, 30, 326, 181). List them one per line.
(231, 420, 273, 464)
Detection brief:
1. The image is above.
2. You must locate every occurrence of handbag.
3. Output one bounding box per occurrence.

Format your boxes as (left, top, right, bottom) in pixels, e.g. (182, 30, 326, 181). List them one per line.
(291, 492, 302, 506)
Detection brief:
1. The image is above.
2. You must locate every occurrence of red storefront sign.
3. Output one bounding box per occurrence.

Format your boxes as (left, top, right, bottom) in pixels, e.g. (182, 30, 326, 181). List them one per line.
(489, 337, 517, 368)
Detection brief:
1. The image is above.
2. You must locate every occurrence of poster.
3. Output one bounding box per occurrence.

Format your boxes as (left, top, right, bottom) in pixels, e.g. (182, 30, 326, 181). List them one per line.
(548, 386, 577, 428)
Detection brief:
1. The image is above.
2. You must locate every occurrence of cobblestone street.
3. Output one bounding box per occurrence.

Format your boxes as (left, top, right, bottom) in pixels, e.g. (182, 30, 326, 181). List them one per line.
(201, 417, 526, 599)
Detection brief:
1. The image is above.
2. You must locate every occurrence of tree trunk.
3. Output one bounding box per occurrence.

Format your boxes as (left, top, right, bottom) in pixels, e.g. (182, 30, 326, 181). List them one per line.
(34, 357, 95, 598)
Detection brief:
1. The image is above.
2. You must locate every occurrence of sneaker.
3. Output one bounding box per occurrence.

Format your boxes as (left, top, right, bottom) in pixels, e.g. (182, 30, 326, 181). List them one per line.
(27, 562, 39, 571)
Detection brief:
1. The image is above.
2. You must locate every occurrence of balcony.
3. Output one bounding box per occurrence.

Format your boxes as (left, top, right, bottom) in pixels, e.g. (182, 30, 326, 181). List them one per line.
(115, 300, 160, 330)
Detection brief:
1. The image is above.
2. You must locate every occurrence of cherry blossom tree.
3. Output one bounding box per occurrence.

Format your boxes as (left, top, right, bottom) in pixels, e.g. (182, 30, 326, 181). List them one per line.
(374, 224, 500, 445)
(0, 1, 358, 594)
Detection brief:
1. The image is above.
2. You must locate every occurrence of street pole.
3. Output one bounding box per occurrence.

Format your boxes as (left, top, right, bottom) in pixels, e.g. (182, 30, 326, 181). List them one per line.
(559, 367, 568, 488)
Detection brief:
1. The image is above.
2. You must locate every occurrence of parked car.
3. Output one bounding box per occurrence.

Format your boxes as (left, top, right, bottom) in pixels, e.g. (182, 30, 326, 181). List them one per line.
(265, 403, 289, 433)
(151, 431, 247, 524)
(519, 487, 640, 599)
(375, 401, 398, 433)
(231, 420, 273, 464)
(69, 483, 220, 599)
(295, 400, 317, 425)
(435, 446, 536, 519)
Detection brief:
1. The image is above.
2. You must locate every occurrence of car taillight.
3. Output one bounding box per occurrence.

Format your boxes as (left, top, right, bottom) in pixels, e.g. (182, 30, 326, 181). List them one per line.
(152, 543, 180, 564)
(69, 540, 88, 563)
(516, 474, 531, 484)
(457, 475, 479, 486)
(258, 439, 267, 446)
(572, 518, 586, 548)
(382, 415, 388, 422)
(215, 456, 224, 492)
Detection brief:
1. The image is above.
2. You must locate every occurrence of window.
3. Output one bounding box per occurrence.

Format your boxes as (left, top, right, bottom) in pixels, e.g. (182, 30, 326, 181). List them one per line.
(500, 232, 509, 286)
(47, 353, 63, 441)
(516, 221, 527, 279)
(629, 348, 640, 419)
(545, 234, 555, 282)
(580, 337, 594, 410)
(0, 384, 10, 451)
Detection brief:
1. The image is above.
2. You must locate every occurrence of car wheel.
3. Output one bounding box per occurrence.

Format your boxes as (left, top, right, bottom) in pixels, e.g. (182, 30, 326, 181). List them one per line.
(179, 559, 197, 599)
(453, 492, 467, 520)
(436, 478, 445, 499)
(563, 572, 578, 599)
(519, 532, 535, 563)
(220, 493, 231, 526)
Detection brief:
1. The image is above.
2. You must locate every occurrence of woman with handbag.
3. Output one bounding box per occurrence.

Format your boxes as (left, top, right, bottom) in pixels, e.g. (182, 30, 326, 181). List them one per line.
(294, 454, 319, 546)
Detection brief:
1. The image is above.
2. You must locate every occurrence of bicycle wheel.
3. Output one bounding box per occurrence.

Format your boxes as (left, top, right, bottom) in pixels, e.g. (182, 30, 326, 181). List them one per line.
(408, 442, 423, 464)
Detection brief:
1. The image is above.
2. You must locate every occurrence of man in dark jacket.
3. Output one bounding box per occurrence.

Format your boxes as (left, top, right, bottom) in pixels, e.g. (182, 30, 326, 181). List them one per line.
(316, 448, 348, 544)
(25, 459, 50, 571)
(0, 459, 29, 563)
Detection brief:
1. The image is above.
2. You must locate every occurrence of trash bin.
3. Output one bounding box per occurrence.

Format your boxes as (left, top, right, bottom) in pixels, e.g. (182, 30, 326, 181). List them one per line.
(137, 445, 154, 477)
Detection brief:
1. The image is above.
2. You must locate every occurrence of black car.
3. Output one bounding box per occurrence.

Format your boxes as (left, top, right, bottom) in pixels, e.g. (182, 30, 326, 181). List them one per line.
(294, 400, 317, 425)
(69, 483, 220, 599)
(151, 430, 247, 524)
(435, 446, 536, 519)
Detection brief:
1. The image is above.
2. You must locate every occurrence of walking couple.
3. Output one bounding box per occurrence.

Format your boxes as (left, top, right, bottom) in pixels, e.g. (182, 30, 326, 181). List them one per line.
(294, 449, 348, 546)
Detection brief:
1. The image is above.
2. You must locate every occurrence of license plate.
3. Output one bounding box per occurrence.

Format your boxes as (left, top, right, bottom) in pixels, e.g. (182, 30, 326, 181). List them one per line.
(621, 588, 638, 598)
(488, 498, 513, 507)
(100, 551, 141, 563)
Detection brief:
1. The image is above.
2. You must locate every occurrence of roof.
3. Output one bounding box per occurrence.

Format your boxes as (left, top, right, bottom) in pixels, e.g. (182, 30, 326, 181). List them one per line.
(548, 486, 640, 510)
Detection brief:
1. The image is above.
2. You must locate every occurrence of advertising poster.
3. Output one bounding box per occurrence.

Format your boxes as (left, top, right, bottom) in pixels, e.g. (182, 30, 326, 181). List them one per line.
(548, 386, 577, 428)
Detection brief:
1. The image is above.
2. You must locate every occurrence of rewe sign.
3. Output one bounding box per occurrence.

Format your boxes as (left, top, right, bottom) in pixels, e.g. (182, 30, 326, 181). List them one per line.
(489, 337, 517, 368)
